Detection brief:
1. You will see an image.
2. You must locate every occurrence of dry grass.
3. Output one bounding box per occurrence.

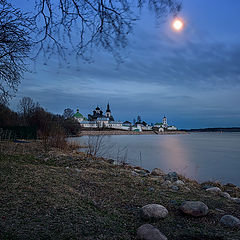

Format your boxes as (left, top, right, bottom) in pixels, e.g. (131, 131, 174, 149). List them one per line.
(0, 141, 240, 240)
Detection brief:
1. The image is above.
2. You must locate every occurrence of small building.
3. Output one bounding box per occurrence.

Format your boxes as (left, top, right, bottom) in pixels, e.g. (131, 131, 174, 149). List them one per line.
(73, 109, 85, 123)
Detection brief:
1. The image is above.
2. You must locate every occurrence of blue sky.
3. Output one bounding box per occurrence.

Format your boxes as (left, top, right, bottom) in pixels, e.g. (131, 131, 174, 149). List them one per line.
(11, 0, 240, 129)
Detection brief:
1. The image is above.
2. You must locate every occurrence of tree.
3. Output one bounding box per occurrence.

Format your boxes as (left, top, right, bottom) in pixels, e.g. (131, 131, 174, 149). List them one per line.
(18, 97, 35, 116)
(63, 108, 74, 119)
(0, 0, 181, 103)
(32, 0, 181, 61)
(0, 1, 32, 104)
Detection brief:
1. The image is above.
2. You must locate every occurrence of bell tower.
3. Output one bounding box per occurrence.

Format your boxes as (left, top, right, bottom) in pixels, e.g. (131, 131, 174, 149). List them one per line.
(163, 116, 168, 128)
(105, 102, 111, 118)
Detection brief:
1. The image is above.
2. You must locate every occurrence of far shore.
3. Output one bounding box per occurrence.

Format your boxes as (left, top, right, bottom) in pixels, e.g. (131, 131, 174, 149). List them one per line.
(77, 130, 187, 136)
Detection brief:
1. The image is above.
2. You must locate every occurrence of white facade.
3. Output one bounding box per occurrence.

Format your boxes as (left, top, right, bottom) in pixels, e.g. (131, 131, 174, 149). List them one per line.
(167, 126, 178, 131)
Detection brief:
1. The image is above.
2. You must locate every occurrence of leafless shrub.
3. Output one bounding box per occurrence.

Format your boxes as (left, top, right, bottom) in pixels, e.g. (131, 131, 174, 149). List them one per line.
(116, 146, 129, 165)
(86, 135, 106, 158)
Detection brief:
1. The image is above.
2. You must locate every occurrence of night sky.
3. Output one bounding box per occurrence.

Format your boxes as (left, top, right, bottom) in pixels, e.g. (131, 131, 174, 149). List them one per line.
(11, 0, 240, 129)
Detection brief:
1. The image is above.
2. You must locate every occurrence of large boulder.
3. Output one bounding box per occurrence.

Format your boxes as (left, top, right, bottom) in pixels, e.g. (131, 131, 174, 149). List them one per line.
(140, 204, 168, 221)
(137, 224, 168, 240)
(151, 168, 165, 176)
(164, 172, 178, 182)
(180, 201, 209, 217)
(220, 215, 240, 228)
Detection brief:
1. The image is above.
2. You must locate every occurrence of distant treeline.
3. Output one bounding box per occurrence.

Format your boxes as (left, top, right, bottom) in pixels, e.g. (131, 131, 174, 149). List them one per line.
(0, 97, 81, 140)
(181, 128, 240, 132)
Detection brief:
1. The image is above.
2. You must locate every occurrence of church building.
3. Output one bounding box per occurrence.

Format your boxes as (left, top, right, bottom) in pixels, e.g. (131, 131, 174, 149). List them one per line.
(74, 103, 123, 129)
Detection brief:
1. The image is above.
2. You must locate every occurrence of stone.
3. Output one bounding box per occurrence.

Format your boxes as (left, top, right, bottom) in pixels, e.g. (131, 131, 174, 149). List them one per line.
(171, 185, 179, 191)
(180, 201, 209, 217)
(219, 192, 231, 199)
(135, 169, 149, 176)
(132, 171, 139, 176)
(184, 187, 191, 192)
(75, 168, 81, 173)
(174, 180, 185, 185)
(202, 185, 214, 190)
(164, 172, 178, 182)
(106, 159, 114, 164)
(231, 198, 240, 204)
(220, 215, 240, 228)
(169, 200, 177, 205)
(206, 187, 221, 193)
(140, 204, 168, 221)
(162, 180, 171, 187)
(136, 224, 168, 240)
(151, 168, 165, 176)
(148, 187, 155, 192)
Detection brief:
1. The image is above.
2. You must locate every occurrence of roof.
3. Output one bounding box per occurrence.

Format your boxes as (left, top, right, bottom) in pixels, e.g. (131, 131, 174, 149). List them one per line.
(155, 122, 163, 125)
(81, 121, 97, 124)
(73, 109, 83, 118)
(97, 117, 108, 121)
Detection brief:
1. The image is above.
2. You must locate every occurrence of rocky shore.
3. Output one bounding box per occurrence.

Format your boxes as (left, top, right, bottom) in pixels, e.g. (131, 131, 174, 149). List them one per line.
(0, 141, 240, 240)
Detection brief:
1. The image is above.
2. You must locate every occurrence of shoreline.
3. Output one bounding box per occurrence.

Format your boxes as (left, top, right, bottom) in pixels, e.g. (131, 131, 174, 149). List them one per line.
(78, 130, 186, 136)
(1, 140, 240, 239)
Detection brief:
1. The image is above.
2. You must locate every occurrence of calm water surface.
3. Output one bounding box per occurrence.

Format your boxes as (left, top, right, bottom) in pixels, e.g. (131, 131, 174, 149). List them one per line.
(72, 133, 240, 185)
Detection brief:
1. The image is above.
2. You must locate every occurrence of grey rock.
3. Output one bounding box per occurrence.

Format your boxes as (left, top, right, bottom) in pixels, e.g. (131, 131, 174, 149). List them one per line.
(174, 180, 185, 185)
(137, 224, 168, 240)
(106, 159, 114, 164)
(206, 187, 221, 193)
(202, 185, 214, 190)
(140, 204, 168, 221)
(164, 172, 178, 182)
(171, 185, 179, 191)
(162, 180, 171, 187)
(184, 187, 191, 192)
(220, 215, 240, 228)
(219, 192, 231, 199)
(132, 171, 139, 176)
(148, 187, 155, 192)
(170, 200, 177, 205)
(151, 168, 165, 176)
(231, 198, 240, 204)
(180, 201, 209, 217)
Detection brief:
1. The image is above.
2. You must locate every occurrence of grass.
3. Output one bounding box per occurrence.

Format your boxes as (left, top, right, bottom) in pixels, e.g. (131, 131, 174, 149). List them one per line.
(0, 141, 240, 239)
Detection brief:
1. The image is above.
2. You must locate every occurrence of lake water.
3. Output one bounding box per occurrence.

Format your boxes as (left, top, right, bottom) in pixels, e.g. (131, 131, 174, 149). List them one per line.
(70, 133, 240, 185)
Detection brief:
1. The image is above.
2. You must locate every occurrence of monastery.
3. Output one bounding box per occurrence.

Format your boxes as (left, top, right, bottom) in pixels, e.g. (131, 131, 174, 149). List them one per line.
(73, 103, 177, 132)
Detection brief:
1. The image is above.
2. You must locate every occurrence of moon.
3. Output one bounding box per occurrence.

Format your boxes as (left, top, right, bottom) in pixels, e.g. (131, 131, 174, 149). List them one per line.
(172, 18, 184, 31)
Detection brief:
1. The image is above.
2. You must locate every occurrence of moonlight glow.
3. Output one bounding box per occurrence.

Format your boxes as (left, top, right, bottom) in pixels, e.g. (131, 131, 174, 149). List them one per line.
(172, 18, 184, 31)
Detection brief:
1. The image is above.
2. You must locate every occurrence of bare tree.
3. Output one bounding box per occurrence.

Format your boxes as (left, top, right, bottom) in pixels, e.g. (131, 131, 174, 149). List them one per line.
(63, 108, 74, 119)
(0, 0, 32, 104)
(18, 97, 35, 116)
(33, 0, 181, 61)
(0, 0, 181, 103)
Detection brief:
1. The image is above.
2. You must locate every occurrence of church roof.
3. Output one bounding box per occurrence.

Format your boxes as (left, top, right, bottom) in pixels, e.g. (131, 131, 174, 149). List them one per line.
(73, 109, 83, 118)
(155, 122, 163, 125)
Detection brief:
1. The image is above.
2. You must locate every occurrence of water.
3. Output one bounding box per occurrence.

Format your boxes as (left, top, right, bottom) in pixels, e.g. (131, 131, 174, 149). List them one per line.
(70, 132, 240, 185)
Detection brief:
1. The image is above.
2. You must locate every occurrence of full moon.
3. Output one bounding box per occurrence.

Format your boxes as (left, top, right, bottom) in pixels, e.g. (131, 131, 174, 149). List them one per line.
(172, 19, 184, 31)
